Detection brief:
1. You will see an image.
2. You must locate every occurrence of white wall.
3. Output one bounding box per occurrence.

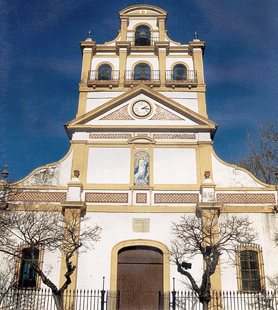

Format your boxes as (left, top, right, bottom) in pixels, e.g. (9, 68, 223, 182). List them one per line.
(212, 152, 265, 188)
(76, 212, 203, 291)
(87, 147, 131, 184)
(219, 212, 278, 291)
(153, 148, 197, 184)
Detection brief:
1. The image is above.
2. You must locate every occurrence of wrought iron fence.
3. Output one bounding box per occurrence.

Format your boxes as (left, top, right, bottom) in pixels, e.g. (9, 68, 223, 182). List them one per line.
(172, 291, 278, 310)
(88, 70, 120, 81)
(124, 70, 160, 81)
(165, 70, 197, 83)
(1, 289, 278, 310)
(0, 288, 109, 310)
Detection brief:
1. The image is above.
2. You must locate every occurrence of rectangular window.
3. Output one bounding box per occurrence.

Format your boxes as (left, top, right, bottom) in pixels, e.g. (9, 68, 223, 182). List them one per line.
(240, 250, 260, 291)
(16, 247, 40, 289)
(237, 246, 265, 293)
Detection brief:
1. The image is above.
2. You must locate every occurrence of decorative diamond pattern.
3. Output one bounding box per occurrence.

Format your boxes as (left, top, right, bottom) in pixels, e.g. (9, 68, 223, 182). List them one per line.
(13, 191, 66, 202)
(154, 193, 199, 204)
(85, 192, 129, 203)
(153, 134, 196, 139)
(100, 105, 133, 120)
(217, 194, 276, 204)
(151, 106, 183, 120)
(136, 193, 147, 204)
(89, 133, 132, 139)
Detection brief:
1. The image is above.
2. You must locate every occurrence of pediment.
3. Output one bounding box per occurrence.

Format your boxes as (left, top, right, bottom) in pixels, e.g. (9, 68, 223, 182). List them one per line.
(65, 85, 217, 136)
(119, 5, 167, 17)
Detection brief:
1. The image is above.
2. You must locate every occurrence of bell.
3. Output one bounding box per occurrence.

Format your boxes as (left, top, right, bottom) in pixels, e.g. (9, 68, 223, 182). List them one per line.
(135, 31, 150, 46)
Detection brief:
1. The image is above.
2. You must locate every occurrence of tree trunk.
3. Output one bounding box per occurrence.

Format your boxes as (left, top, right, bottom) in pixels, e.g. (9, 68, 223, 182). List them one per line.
(53, 293, 64, 310)
(202, 301, 209, 310)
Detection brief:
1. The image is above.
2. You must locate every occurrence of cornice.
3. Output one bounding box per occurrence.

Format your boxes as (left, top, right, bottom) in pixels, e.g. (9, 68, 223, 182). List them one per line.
(79, 41, 96, 54)
(66, 124, 217, 134)
(189, 40, 206, 54)
(119, 4, 167, 19)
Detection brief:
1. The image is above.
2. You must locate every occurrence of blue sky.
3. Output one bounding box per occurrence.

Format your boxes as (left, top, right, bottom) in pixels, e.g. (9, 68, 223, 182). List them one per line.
(1, 0, 278, 181)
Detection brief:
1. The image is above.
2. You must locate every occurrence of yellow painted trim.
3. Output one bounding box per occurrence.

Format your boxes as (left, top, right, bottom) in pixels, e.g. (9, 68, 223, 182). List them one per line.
(212, 149, 274, 188)
(104, 31, 121, 45)
(86, 205, 196, 213)
(198, 208, 222, 291)
(71, 142, 87, 184)
(236, 245, 266, 293)
(83, 184, 200, 191)
(215, 187, 276, 191)
(164, 32, 181, 46)
(197, 92, 208, 118)
(128, 136, 156, 144)
(221, 205, 275, 213)
(119, 4, 167, 17)
(8, 204, 277, 214)
(14, 145, 73, 185)
(110, 239, 170, 310)
(12, 186, 68, 190)
(59, 208, 83, 291)
(79, 83, 207, 92)
(77, 91, 88, 117)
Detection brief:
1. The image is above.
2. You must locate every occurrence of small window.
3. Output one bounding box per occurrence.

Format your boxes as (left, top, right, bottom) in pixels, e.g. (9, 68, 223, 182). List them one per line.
(14, 246, 42, 289)
(173, 64, 187, 81)
(237, 246, 265, 293)
(98, 64, 112, 80)
(18, 248, 39, 288)
(134, 63, 151, 80)
(135, 26, 150, 46)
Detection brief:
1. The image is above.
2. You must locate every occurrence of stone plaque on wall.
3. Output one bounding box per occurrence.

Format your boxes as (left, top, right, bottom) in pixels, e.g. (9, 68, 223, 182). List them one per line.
(133, 218, 150, 233)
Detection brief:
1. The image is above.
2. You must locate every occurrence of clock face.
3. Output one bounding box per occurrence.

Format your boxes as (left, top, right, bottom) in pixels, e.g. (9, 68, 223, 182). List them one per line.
(132, 100, 152, 118)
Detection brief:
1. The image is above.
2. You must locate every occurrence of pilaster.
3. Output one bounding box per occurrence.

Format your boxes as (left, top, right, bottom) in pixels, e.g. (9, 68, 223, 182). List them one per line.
(120, 18, 128, 41)
(80, 41, 96, 83)
(189, 40, 205, 85)
(197, 141, 213, 185)
(196, 203, 222, 293)
(156, 42, 169, 86)
(71, 142, 87, 184)
(116, 42, 130, 86)
(197, 92, 208, 118)
(59, 201, 87, 291)
(158, 18, 165, 41)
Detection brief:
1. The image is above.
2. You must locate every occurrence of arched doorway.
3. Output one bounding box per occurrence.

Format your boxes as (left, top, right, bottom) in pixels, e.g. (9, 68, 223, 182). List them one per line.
(117, 246, 163, 310)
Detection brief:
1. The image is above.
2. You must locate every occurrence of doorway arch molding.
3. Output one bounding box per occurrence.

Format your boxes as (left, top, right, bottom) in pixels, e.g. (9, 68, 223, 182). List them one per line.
(110, 239, 170, 310)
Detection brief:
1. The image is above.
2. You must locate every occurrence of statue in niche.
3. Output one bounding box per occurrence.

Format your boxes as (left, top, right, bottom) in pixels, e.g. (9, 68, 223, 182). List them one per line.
(134, 152, 149, 186)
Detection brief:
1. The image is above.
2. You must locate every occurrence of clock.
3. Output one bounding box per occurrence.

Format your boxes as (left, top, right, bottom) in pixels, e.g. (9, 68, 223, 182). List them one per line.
(132, 100, 152, 118)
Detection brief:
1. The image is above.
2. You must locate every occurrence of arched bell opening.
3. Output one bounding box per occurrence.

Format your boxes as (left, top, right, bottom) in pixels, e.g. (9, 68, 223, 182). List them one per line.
(135, 25, 151, 46)
(173, 64, 187, 81)
(134, 63, 151, 80)
(98, 64, 112, 80)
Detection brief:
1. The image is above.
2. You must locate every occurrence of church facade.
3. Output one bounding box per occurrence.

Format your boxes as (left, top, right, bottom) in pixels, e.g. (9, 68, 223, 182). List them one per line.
(3, 4, 278, 309)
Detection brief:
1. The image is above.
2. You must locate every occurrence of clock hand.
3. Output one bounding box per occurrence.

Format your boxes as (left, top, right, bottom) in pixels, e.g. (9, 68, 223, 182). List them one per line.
(141, 106, 150, 110)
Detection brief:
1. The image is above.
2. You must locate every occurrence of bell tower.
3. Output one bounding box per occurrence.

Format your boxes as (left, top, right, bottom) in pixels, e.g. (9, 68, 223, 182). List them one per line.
(77, 4, 207, 119)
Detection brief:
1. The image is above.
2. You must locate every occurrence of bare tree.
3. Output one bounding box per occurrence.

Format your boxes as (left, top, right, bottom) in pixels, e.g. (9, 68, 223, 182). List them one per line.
(0, 255, 16, 306)
(234, 119, 278, 184)
(171, 211, 257, 310)
(0, 208, 101, 310)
